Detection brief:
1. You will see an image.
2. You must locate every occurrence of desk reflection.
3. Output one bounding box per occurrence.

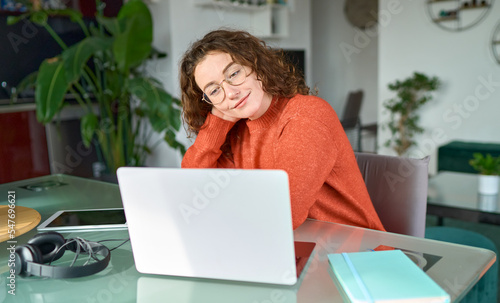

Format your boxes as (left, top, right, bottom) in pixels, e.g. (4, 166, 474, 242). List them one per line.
(137, 276, 297, 303)
(478, 193, 499, 212)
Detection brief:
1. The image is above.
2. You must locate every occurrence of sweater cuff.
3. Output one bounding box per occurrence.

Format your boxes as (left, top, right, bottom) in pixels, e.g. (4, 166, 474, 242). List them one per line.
(195, 113, 236, 150)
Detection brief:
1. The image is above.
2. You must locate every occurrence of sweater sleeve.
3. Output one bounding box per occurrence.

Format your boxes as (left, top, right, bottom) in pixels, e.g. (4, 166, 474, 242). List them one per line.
(275, 106, 339, 229)
(181, 113, 237, 168)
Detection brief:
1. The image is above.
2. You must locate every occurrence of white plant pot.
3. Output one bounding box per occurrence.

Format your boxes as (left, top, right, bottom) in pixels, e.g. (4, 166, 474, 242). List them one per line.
(478, 175, 500, 195)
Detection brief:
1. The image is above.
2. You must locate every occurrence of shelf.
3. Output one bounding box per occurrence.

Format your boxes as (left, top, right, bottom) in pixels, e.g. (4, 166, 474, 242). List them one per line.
(461, 4, 490, 10)
(194, 0, 289, 38)
(0, 103, 36, 114)
(434, 16, 458, 22)
(427, 0, 492, 31)
(432, 4, 490, 23)
(0, 9, 24, 16)
(427, 0, 457, 3)
(194, 1, 285, 11)
(0, 97, 35, 106)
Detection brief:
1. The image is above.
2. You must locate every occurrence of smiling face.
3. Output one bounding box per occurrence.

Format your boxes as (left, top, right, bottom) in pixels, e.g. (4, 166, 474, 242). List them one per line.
(194, 52, 272, 120)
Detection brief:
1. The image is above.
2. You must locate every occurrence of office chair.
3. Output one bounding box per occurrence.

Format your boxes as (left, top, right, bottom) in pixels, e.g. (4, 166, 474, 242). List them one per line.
(341, 91, 363, 151)
(354, 152, 430, 237)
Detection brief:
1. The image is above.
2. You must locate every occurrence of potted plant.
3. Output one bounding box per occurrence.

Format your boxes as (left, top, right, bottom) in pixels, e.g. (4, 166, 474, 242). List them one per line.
(383, 72, 440, 156)
(8, 0, 185, 177)
(469, 153, 500, 195)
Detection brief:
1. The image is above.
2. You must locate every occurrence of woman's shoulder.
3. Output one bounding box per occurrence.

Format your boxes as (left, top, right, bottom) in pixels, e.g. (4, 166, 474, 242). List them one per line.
(282, 94, 338, 121)
(288, 94, 329, 105)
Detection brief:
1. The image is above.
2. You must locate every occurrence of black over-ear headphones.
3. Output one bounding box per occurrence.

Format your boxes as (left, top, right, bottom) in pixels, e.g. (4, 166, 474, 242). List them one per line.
(15, 232, 110, 279)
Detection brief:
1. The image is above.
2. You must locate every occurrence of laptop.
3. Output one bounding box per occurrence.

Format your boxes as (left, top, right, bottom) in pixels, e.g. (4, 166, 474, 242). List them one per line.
(117, 167, 315, 285)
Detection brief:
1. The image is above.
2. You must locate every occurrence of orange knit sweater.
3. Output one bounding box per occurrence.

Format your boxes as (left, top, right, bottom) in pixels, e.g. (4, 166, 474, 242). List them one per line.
(182, 94, 385, 231)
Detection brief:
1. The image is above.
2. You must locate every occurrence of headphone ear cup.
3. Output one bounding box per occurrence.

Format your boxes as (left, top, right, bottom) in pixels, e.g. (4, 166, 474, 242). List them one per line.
(15, 244, 43, 277)
(28, 232, 66, 263)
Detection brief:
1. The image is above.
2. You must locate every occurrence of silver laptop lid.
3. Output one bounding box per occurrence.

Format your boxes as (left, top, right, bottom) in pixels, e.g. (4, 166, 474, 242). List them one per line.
(117, 168, 297, 285)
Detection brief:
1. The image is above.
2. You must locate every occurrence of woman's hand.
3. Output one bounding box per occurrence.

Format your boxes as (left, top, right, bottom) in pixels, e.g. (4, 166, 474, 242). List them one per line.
(211, 106, 240, 123)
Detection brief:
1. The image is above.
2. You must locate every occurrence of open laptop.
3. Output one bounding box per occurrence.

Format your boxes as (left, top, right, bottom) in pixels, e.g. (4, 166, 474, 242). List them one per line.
(117, 167, 315, 286)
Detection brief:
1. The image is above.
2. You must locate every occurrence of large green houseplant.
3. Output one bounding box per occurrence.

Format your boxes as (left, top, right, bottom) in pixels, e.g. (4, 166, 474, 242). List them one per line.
(8, 0, 185, 175)
(383, 72, 440, 156)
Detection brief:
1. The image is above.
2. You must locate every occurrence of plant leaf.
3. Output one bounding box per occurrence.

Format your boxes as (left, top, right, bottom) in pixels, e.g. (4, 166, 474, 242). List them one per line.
(6, 14, 29, 25)
(104, 69, 124, 101)
(62, 36, 113, 83)
(149, 47, 167, 59)
(113, 0, 153, 72)
(469, 153, 500, 175)
(35, 58, 70, 123)
(45, 9, 83, 23)
(128, 77, 175, 132)
(96, 15, 126, 36)
(164, 128, 186, 155)
(30, 11, 48, 26)
(81, 112, 99, 147)
(13, 71, 38, 97)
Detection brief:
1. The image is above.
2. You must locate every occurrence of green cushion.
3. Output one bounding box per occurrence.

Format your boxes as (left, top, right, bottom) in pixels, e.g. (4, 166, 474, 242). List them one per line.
(438, 141, 500, 174)
(425, 227, 498, 303)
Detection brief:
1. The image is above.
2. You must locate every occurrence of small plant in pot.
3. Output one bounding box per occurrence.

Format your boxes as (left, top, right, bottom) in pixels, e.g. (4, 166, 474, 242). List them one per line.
(469, 153, 500, 195)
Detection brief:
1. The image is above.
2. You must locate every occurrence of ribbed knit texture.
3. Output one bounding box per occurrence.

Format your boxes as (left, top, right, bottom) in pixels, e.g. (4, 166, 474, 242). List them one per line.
(182, 95, 385, 231)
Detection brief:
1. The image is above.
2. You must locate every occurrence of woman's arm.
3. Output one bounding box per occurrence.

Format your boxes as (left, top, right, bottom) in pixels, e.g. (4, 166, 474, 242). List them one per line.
(275, 114, 338, 229)
(181, 113, 237, 168)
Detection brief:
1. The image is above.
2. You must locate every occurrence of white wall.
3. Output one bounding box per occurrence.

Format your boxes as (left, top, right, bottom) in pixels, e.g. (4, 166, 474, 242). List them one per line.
(145, 0, 313, 167)
(311, 0, 379, 126)
(143, 0, 182, 167)
(378, 0, 500, 173)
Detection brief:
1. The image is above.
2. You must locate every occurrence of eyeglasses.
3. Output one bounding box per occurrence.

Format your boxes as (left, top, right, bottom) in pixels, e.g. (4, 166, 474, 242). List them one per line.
(201, 63, 249, 106)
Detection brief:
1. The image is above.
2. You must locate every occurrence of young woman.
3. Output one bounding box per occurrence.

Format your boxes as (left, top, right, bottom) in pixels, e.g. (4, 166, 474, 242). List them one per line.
(179, 29, 385, 231)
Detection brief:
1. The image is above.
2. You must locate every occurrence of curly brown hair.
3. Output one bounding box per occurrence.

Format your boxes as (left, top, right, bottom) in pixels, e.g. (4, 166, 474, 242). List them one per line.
(179, 29, 311, 137)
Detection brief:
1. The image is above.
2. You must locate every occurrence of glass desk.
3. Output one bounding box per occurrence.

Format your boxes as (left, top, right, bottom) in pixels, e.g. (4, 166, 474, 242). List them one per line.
(0, 174, 496, 302)
(428, 172, 500, 225)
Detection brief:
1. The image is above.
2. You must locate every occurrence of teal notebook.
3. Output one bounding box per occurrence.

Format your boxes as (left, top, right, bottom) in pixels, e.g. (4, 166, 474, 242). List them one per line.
(327, 250, 450, 303)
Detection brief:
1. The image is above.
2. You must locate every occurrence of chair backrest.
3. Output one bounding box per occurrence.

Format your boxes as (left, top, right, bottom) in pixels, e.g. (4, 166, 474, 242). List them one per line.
(341, 90, 363, 129)
(354, 152, 430, 237)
